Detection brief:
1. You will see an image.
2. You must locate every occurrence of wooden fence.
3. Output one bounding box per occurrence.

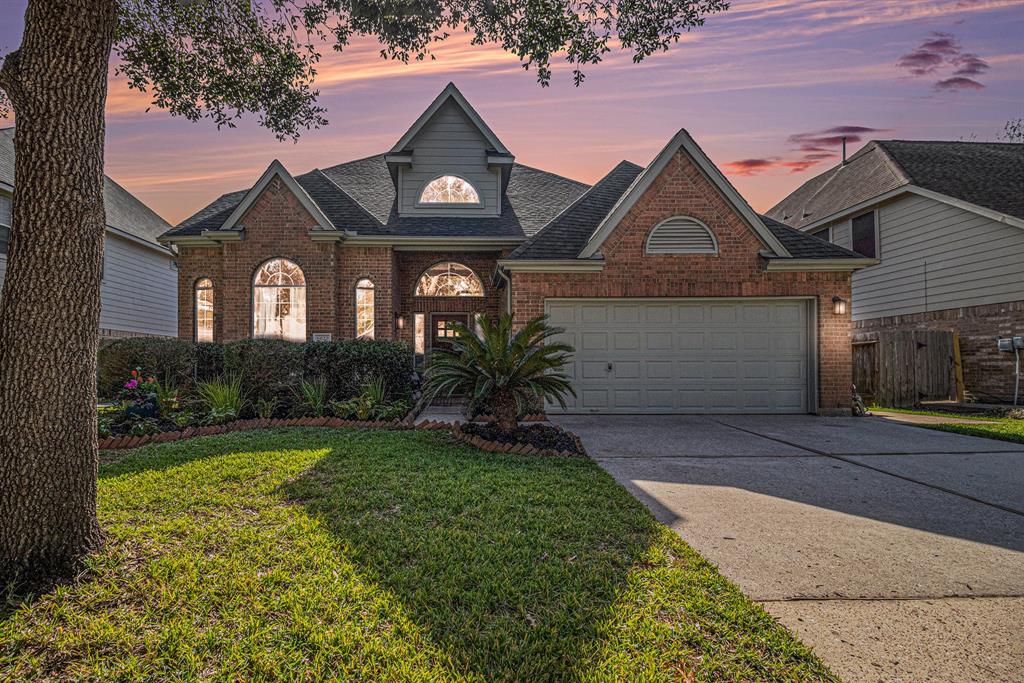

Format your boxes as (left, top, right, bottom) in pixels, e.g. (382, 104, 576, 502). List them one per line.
(852, 330, 959, 408)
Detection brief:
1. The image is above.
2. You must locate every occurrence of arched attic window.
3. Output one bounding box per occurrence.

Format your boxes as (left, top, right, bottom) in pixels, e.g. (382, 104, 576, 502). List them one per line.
(253, 258, 307, 341)
(418, 175, 480, 204)
(645, 216, 719, 254)
(415, 262, 484, 297)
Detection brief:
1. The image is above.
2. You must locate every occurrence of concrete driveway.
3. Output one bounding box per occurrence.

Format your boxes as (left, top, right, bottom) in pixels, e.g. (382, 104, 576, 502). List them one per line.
(553, 414, 1024, 683)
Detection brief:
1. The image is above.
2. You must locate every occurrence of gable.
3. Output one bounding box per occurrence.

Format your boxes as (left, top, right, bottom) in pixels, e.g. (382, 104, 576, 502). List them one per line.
(396, 97, 502, 217)
(219, 160, 334, 234)
(581, 129, 790, 259)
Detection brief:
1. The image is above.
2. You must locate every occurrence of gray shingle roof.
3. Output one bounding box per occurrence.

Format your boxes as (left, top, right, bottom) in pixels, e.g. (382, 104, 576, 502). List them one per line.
(1, 127, 171, 249)
(877, 140, 1023, 221)
(767, 140, 1024, 229)
(506, 161, 644, 259)
(759, 214, 863, 259)
(164, 153, 589, 240)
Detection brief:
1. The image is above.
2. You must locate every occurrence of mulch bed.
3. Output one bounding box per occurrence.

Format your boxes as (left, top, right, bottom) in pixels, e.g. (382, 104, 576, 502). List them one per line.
(459, 422, 585, 457)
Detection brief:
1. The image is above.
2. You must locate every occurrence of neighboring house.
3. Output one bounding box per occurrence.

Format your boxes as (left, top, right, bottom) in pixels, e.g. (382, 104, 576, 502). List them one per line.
(161, 83, 873, 414)
(767, 140, 1024, 402)
(0, 127, 178, 339)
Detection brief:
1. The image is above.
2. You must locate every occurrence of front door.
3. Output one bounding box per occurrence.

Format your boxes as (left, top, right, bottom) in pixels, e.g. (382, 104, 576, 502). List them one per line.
(430, 314, 469, 352)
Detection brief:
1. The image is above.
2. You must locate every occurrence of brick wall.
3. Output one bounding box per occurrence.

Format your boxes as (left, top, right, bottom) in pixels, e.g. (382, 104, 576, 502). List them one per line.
(509, 149, 853, 414)
(393, 250, 503, 345)
(337, 246, 395, 340)
(176, 177, 339, 342)
(854, 300, 1024, 402)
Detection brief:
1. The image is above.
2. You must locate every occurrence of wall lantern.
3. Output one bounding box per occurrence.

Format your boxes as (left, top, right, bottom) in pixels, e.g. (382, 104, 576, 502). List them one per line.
(832, 296, 847, 315)
(395, 314, 407, 330)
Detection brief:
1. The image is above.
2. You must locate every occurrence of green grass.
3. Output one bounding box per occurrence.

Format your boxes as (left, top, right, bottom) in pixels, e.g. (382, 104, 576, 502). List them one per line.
(1, 428, 834, 681)
(867, 405, 1003, 421)
(926, 420, 1024, 444)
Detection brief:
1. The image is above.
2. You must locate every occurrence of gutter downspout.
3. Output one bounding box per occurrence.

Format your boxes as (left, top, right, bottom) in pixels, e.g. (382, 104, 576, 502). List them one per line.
(496, 266, 512, 316)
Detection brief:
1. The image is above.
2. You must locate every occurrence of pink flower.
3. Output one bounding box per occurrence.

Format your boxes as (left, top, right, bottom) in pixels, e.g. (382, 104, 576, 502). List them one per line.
(124, 379, 138, 389)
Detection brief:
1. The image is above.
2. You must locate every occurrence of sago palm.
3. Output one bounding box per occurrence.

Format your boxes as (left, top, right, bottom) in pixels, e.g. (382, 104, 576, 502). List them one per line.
(423, 314, 575, 431)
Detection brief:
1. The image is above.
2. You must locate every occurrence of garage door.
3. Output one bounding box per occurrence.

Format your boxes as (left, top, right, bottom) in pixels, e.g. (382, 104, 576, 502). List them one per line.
(546, 299, 813, 414)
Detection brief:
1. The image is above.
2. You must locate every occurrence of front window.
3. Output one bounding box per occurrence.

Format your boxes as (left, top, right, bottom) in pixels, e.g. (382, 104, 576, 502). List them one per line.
(253, 258, 306, 341)
(415, 262, 484, 297)
(418, 175, 480, 204)
(0, 193, 11, 255)
(195, 277, 214, 342)
(355, 278, 375, 340)
(851, 212, 877, 258)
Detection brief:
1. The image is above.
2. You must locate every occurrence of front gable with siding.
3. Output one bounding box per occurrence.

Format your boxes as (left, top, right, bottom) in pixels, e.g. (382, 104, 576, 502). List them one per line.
(768, 139, 1024, 402)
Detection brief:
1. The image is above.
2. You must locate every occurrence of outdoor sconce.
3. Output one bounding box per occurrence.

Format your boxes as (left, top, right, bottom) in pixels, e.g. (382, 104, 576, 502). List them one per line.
(395, 314, 406, 330)
(832, 296, 847, 315)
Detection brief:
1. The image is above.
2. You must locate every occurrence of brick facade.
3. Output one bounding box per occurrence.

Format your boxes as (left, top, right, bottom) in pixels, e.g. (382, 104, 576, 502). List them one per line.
(854, 300, 1024, 402)
(508, 150, 853, 414)
(175, 178, 500, 344)
(174, 152, 856, 414)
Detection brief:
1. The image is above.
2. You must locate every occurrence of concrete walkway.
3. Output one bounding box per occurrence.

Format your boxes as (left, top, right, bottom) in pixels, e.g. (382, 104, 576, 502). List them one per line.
(554, 414, 1024, 683)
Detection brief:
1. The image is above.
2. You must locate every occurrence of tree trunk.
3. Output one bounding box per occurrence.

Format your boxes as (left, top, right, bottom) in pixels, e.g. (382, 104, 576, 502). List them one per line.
(0, 0, 117, 587)
(492, 390, 518, 432)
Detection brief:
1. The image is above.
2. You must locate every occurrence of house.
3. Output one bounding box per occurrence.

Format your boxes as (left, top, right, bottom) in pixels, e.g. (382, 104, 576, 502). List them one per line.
(0, 127, 178, 339)
(160, 83, 874, 414)
(767, 140, 1024, 402)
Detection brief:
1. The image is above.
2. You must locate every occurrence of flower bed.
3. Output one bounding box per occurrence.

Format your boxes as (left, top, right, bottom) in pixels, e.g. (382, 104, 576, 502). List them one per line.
(454, 422, 585, 457)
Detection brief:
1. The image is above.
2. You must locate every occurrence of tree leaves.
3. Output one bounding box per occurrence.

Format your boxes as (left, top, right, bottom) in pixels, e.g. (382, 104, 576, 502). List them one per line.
(106, 0, 729, 139)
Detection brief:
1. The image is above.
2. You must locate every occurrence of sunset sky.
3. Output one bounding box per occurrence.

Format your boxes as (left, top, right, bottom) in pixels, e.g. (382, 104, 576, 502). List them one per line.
(1, 0, 1022, 225)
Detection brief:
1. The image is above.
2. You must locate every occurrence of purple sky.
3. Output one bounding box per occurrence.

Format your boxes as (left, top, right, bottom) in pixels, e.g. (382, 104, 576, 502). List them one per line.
(2, 0, 1022, 224)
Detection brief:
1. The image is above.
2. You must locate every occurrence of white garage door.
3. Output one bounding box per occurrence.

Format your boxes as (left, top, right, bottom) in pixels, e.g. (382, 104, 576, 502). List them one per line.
(546, 299, 813, 414)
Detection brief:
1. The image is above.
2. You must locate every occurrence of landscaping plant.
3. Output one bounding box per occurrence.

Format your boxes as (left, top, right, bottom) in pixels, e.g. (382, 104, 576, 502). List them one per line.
(423, 314, 575, 431)
(196, 376, 247, 426)
(295, 377, 329, 418)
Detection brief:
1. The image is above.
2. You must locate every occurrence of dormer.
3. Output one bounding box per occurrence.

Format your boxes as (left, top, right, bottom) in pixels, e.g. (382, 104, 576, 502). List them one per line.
(386, 83, 514, 218)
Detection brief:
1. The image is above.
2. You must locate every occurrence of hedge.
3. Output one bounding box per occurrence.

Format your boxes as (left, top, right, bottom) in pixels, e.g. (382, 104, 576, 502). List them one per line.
(98, 337, 414, 401)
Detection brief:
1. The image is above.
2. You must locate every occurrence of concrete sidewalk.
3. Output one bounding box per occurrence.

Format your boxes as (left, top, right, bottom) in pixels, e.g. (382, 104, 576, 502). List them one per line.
(555, 414, 1024, 683)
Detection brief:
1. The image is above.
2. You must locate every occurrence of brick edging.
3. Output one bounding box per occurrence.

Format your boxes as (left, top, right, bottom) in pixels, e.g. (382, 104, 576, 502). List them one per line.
(446, 421, 586, 458)
(99, 415, 415, 451)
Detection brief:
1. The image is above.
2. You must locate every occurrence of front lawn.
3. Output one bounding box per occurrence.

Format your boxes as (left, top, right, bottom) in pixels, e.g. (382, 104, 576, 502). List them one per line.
(928, 420, 1024, 444)
(1, 428, 834, 681)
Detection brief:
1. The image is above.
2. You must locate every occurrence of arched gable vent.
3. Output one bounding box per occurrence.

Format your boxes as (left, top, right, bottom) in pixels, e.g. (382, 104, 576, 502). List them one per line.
(645, 216, 718, 254)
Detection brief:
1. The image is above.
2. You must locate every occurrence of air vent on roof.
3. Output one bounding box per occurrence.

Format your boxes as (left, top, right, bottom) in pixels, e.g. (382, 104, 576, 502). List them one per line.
(645, 216, 718, 255)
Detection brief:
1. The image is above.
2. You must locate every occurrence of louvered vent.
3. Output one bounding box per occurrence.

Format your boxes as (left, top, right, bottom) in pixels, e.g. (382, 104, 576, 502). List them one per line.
(645, 217, 718, 254)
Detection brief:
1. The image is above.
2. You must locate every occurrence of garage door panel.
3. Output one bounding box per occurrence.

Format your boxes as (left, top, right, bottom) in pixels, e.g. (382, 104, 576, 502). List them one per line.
(547, 299, 812, 414)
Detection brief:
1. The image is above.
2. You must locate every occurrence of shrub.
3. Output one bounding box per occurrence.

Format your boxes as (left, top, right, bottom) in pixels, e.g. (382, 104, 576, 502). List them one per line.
(303, 340, 413, 401)
(97, 337, 198, 399)
(223, 339, 304, 407)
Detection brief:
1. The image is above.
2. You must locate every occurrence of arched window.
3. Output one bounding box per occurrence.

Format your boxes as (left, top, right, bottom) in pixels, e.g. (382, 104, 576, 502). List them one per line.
(195, 277, 214, 342)
(645, 216, 719, 254)
(355, 278, 375, 340)
(415, 262, 484, 297)
(253, 258, 306, 341)
(418, 175, 480, 204)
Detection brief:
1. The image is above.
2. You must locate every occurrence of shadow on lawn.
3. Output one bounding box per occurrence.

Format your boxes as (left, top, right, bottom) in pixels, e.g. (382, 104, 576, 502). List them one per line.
(280, 439, 658, 681)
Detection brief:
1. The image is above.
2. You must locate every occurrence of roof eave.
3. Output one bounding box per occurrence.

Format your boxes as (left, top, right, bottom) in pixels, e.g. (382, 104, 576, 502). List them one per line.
(763, 256, 878, 272)
(497, 259, 605, 272)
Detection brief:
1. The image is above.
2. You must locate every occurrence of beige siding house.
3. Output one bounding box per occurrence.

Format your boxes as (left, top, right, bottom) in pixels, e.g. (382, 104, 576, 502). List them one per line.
(0, 127, 178, 339)
(768, 140, 1024, 402)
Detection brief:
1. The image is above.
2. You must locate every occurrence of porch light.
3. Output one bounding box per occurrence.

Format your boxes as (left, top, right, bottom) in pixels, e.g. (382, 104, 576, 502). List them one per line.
(832, 296, 847, 315)
(396, 314, 406, 330)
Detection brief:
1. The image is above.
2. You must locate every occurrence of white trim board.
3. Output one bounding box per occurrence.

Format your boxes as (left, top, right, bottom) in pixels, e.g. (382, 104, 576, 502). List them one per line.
(579, 129, 791, 259)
